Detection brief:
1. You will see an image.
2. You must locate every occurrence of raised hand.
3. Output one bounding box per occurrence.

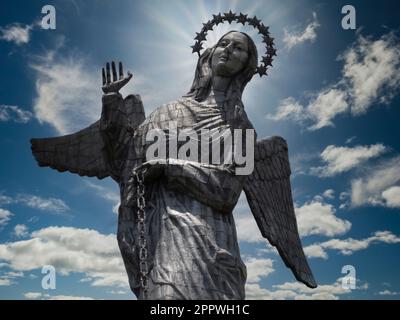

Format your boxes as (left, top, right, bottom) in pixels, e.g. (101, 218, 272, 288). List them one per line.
(102, 61, 133, 94)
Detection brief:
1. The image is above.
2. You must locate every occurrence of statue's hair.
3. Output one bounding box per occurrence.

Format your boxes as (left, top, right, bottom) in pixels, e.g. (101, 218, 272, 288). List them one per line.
(184, 31, 258, 103)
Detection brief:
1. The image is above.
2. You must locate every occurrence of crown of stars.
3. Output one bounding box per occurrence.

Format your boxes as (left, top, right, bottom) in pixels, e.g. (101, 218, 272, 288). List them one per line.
(191, 11, 276, 77)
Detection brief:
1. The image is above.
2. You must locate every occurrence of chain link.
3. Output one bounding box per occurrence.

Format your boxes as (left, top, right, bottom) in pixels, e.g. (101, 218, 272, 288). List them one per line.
(132, 169, 149, 299)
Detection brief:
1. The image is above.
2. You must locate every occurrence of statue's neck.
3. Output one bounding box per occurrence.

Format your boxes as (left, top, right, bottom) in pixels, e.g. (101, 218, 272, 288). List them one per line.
(208, 76, 230, 105)
(207, 88, 227, 105)
(211, 75, 231, 94)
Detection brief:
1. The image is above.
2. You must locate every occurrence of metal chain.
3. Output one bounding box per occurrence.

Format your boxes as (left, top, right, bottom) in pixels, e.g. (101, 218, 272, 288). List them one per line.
(132, 169, 149, 299)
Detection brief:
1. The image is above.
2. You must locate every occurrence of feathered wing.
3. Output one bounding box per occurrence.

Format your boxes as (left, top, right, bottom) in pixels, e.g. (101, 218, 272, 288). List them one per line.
(31, 120, 109, 179)
(31, 94, 145, 180)
(243, 136, 317, 288)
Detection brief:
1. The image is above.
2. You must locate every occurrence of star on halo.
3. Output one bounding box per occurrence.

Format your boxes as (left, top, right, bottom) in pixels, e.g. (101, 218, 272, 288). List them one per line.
(191, 41, 203, 54)
(237, 13, 248, 25)
(256, 64, 268, 77)
(212, 13, 223, 25)
(194, 32, 207, 42)
(248, 16, 261, 27)
(202, 20, 214, 32)
(223, 10, 236, 24)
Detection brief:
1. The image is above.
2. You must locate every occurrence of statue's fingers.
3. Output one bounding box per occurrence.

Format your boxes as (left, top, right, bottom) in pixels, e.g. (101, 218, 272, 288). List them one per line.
(102, 67, 106, 86)
(112, 61, 117, 82)
(118, 71, 133, 88)
(106, 62, 111, 84)
(119, 62, 124, 80)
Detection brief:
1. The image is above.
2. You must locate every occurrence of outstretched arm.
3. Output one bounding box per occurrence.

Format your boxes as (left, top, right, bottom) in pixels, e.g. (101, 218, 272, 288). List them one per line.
(99, 61, 145, 180)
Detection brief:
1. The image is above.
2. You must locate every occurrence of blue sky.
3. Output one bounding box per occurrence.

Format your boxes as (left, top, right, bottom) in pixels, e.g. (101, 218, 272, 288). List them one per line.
(0, 0, 400, 300)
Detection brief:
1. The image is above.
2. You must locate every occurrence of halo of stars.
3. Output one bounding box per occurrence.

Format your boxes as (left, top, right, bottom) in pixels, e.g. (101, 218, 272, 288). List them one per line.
(191, 11, 276, 77)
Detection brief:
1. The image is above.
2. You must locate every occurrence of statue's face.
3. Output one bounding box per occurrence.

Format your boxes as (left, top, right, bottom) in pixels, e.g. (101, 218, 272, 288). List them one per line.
(211, 32, 249, 77)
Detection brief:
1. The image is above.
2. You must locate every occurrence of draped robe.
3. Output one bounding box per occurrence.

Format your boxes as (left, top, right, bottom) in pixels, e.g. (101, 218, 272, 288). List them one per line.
(102, 92, 254, 299)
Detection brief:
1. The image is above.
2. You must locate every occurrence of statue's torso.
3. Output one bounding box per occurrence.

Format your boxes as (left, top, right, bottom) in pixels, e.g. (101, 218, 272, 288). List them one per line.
(119, 96, 254, 189)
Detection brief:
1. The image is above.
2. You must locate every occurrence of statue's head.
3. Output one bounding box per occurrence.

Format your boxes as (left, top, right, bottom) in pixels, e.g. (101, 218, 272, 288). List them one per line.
(211, 31, 251, 77)
(185, 31, 258, 102)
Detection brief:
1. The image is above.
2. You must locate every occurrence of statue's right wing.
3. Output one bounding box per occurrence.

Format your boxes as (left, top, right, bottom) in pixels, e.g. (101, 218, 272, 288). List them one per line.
(31, 120, 110, 179)
(31, 93, 145, 180)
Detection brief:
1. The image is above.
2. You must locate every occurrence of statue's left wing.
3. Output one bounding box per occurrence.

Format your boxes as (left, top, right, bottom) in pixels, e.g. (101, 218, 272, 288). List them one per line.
(243, 136, 317, 288)
(30, 120, 109, 179)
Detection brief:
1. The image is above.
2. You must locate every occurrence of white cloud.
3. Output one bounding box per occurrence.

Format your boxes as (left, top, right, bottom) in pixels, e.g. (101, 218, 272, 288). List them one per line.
(108, 290, 128, 295)
(256, 245, 279, 256)
(245, 257, 275, 283)
(233, 194, 264, 243)
(0, 271, 22, 286)
(296, 200, 351, 237)
(340, 192, 350, 201)
(85, 181, 120, 215)
(345, 136, 357, 144)
(0, 194, 13, 205)
(0, 278, 12, 286)
(1, 193, 69, 214)
(266, 97, 306, 122)
(28, 216, 40, 223)
(273, 279, 352, 300)
(4, 271, 24, 277)
(14, 224, 29, 238)
(289, 152, 319, 177)
(246, 278, 357, 300)
(0, 23, 32, 45)
(0, 208, 13, 226)
(381, 186, 400, 208)
(340, 33, 400, 114)
(283, 12, 320, 49)
(0, 226, 129, 288)
(303, 244, 328, 259)
(350, 156, 400, 207)
(307, 88, 349, 130)
(310, 144, 387, 177)
(267, 89, 349, 131)
(378, 290, 400, 296)
(0, 105, 33, 123)
(268, 33, 400, 130)
(31, 45, 101, 134)
(24, 292, 43, 299)
(23, 292, 95, 300)
(323, 189, 335, 199)
(304, 230, 400, 259)
(234, 214, 264, 243)
(267, 87, 349, 130)
(15, 194, 69, 213)
(112, 203, 120, 215)
(245, 283, 297, 300)
(266, 86, 349, 130)
(48, 295, 95, 300)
